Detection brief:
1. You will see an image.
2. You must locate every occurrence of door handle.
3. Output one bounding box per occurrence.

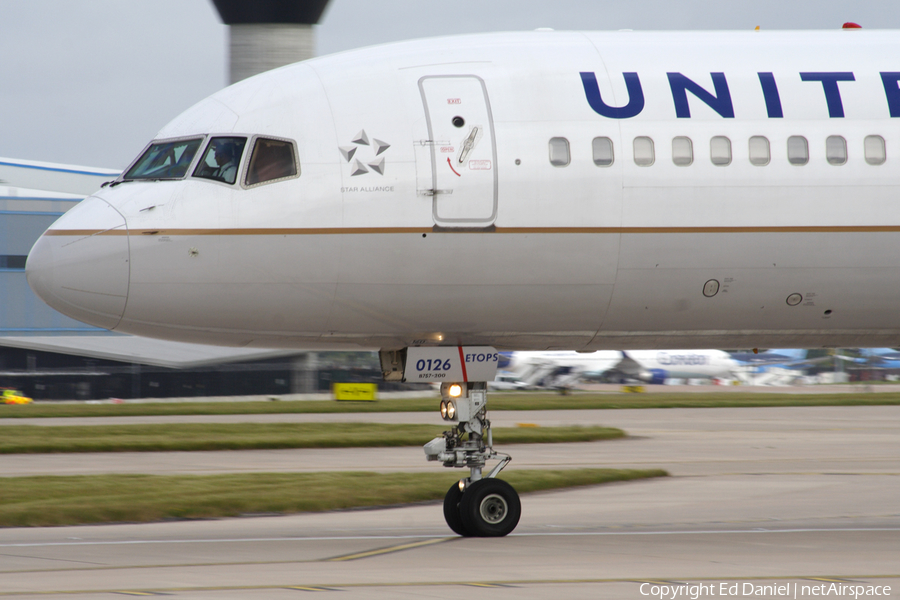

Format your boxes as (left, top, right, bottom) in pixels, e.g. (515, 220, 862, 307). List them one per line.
(457, 126, 480, 164)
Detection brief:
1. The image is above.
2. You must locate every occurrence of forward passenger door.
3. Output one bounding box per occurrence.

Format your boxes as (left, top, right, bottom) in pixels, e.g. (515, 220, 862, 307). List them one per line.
(417, 75, 498, 228)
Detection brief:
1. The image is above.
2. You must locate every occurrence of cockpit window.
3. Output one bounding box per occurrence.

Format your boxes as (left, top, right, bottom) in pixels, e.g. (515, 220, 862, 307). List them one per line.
(124, 138, 203, 180)
(245, 138, 298, 186)
(193, 137, 247, 185)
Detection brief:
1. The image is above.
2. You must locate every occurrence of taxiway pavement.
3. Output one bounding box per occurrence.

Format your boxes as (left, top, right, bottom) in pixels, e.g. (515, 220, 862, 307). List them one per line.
(0, 406, 897, 599)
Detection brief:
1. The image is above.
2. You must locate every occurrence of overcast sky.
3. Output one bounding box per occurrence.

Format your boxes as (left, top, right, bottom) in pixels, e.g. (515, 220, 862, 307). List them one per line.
(2, 0, 898, 168)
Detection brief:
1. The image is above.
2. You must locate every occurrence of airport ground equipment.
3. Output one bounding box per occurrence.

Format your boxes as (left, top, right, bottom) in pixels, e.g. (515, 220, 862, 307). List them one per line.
(2, 389, 32, 404)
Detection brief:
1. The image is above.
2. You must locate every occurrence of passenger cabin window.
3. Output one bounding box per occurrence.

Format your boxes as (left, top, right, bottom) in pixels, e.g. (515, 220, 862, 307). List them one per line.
(592, 137, 614, 166)
(193, 137, 247, 185)
(672, 136, 693, 166)
(710, 136, 731, 166)
(864, 135, 886, 165)
(124, 138, 203, 180)
(245, 138, 299, 185)
(826, 136, 847, 165)
(787, 136, 809, 165)
(549, 137, 570, 167)
(748, 136, 770, 166)
(633, 136, 654, 166)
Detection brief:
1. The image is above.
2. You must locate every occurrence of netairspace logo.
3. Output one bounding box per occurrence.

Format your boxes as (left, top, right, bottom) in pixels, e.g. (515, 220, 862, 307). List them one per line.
(638, 582, 892, 600)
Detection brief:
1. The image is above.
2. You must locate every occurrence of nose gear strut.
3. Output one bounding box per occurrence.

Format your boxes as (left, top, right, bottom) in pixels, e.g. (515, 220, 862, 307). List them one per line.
(424, 381, 519, 536)
(381, 346, 520, 537)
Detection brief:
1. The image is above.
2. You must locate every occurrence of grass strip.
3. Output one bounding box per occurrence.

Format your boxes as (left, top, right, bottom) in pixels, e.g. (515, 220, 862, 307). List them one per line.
(0, 423, 625, 454)
(2, 391, 899, 418)
(0, 468, 667, 527)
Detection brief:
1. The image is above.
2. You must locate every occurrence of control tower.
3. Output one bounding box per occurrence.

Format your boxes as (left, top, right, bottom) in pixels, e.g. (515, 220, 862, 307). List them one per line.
(212, 0, 331, 83)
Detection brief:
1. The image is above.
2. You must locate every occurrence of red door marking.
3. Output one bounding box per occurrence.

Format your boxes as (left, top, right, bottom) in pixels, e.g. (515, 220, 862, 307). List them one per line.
(457, 346, 468, 382)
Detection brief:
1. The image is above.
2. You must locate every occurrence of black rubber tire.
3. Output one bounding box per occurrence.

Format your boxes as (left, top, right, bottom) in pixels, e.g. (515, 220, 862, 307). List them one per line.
(443, 482, 470, 536)
(458, 478, 521, 537)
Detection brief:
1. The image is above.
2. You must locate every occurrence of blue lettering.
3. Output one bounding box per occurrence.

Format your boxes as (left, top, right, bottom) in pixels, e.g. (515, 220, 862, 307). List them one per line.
(667, 72, 734, 118)
(464, 353, 499, 363)
(757, 72, 783, 118)
(800, 72, 855, 118)
(579, 69, 899, 120)
(658, 352, 709, 366)
(580, 72, 645, 119)
(880, 72, 900, 117)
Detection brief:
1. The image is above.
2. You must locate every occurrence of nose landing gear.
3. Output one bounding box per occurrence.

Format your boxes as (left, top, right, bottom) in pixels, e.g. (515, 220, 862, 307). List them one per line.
(442, 481, 468, 536)
(457, 477, 521, 537)
(382, 346, 517, 536)
(425, 381, 520, 536)
(443, 475, 522, 537)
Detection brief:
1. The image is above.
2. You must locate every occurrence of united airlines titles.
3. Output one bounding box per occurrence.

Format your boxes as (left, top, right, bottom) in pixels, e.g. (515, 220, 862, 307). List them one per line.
(656, 352, 709, 366)
(580, 71, 900, 119)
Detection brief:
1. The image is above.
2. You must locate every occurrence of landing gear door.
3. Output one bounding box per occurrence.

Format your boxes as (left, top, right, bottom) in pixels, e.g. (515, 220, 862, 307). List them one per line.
(418, 76, 497, 227)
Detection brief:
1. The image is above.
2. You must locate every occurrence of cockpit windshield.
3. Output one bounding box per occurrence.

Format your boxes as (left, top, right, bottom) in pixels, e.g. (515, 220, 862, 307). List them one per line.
(193, 137, 247, 185)
(123, 138, 203, 180)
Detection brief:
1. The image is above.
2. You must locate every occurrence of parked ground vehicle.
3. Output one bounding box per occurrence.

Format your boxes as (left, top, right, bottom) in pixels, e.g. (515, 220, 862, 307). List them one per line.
(2, 389, 33, 404)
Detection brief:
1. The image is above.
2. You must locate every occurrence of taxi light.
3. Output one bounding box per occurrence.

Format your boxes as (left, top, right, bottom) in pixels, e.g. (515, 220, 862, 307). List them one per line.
(449, 383, 463, 397)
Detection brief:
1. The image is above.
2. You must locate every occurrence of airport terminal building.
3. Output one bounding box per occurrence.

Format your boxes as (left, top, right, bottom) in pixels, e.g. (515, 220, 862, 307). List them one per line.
(0, 185, 88, 337)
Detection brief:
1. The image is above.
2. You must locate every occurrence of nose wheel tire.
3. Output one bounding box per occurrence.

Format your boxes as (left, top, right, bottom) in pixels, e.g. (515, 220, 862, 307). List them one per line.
(457, 478, 521, 537)
(443, 482, 469, 536)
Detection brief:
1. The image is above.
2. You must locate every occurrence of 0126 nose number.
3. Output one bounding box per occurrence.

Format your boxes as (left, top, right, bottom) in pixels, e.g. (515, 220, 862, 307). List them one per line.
(416, 359, 452, 372)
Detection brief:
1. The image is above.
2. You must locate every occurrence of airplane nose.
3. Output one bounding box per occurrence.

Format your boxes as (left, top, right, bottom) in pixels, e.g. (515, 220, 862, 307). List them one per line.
(26, 196, 130, 330)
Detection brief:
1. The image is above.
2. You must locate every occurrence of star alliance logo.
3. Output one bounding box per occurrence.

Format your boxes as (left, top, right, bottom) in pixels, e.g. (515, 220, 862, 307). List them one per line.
(339, 130, 390, 176)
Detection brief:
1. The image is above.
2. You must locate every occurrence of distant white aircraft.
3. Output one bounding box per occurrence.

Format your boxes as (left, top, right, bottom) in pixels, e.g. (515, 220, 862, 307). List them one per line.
(853, 348, 900, 368)
(728, 348, 845, 385)
(505, 350, 739, 387)
(728, 348, 810, 366)
(21, 27, 900, 537)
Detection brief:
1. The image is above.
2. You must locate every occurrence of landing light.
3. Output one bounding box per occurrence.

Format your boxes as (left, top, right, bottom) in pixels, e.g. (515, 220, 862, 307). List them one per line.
(439, 399, 457, 420)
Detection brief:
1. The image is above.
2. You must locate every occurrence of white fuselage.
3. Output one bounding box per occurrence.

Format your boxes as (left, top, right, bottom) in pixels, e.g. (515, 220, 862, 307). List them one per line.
(25, 30, 900, 351)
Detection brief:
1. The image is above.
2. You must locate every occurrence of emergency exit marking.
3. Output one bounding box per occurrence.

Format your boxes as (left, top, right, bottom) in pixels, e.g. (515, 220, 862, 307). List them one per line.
(447, 98, 462, 104)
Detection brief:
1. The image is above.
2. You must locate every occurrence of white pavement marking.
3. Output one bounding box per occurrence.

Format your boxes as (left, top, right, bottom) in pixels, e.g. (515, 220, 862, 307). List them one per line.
(3, 527, 900, 548)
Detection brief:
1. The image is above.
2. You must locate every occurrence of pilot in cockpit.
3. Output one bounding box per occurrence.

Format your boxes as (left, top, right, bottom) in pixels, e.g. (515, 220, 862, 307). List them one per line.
(212, 142, 238, 184)
(190, 136, 246, 185)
